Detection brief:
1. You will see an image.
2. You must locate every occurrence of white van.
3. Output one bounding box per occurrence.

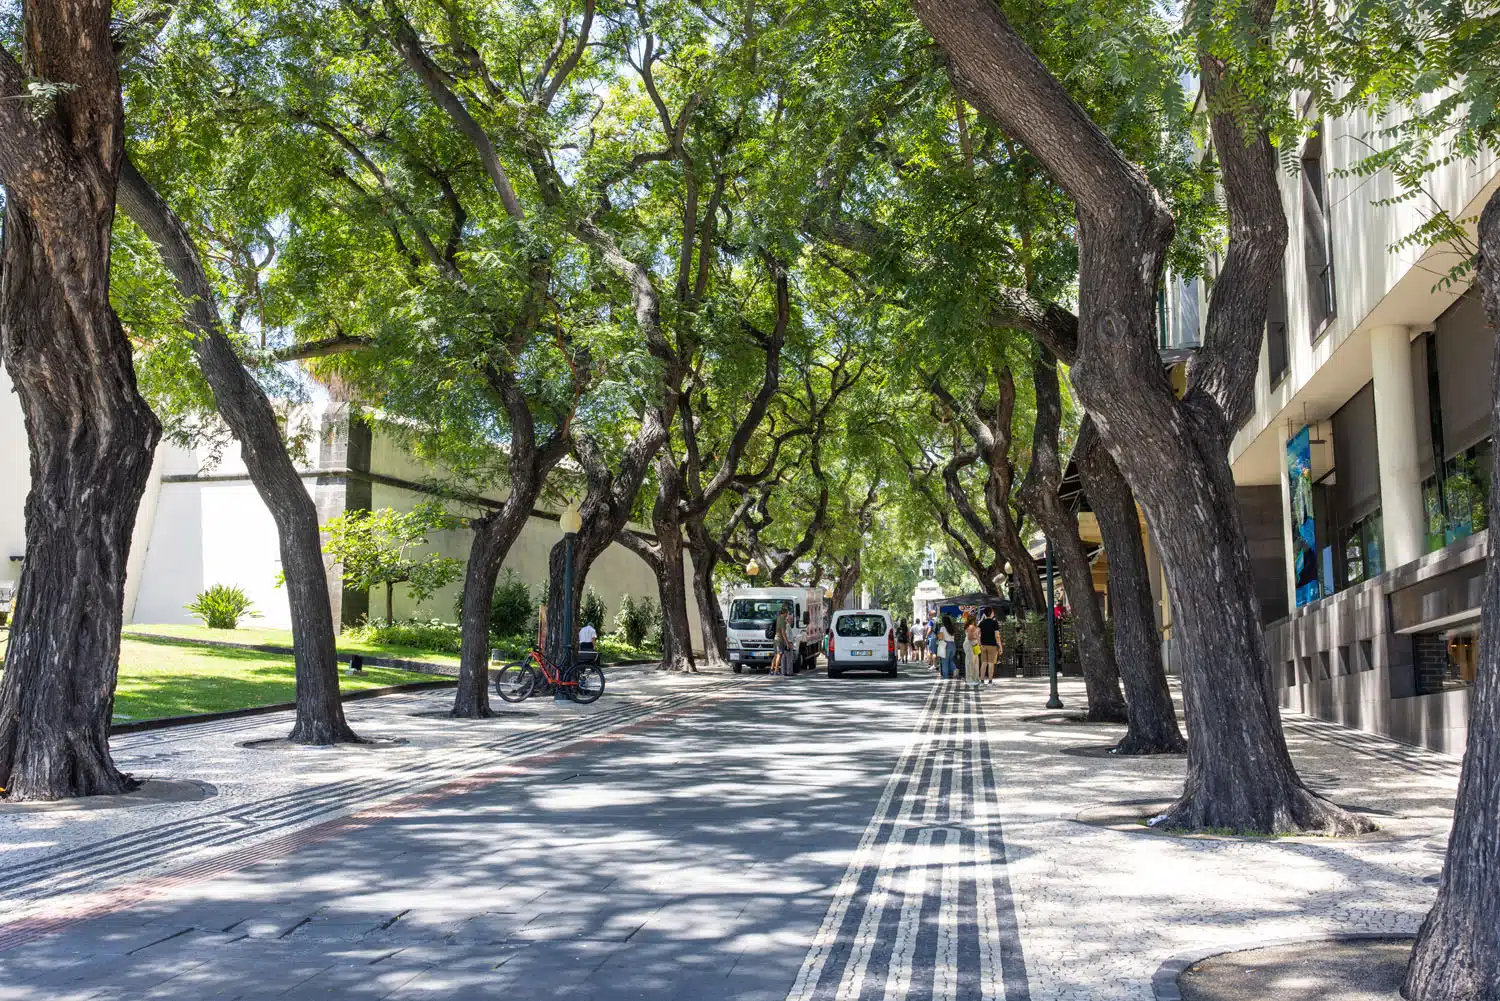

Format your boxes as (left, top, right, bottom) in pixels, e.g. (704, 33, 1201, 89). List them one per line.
(825, 609, 897, 678)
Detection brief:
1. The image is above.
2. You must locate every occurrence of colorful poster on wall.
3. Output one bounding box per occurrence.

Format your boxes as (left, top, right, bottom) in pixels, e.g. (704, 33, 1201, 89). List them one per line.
(1288, 425, 1321, 607)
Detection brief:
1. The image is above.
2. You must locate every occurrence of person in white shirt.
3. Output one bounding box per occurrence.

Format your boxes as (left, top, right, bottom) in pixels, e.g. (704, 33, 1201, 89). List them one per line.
(578, 622, 598, 651)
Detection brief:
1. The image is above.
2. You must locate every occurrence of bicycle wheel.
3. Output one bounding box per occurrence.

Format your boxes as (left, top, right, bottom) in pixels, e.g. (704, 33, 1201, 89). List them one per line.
(570, 664, 606, 704)
(493, 662, 537, 703)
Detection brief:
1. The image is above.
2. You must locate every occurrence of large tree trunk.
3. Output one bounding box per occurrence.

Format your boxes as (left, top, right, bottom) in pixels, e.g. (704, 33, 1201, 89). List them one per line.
(1021, 349, 1127, 722)
(1403, 191, 1500, 1001)
(830, 552, 862, 611)
(655, 531, 696, 672)
(1076, 420, 1184, 754)
(913, 0, 1366, 835)
(450, 492, 537, 717)
(617, 455, 696, 673)
(0, 206, 160, 800)
(116, 161, 358, 746)
(544, 420, 673, 666)
(686, 520, 729, 669)
(1003, 534, 1047, 615)
(0, 4, 163, 799)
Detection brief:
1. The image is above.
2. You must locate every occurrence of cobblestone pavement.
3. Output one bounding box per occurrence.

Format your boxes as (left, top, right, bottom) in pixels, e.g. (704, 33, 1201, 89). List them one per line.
(0, 666, 1458, 1000)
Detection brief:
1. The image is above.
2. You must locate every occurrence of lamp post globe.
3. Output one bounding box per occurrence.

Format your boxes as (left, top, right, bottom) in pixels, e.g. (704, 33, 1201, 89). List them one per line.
(560, 503, 583, 536)
(746, 560, 760, 579)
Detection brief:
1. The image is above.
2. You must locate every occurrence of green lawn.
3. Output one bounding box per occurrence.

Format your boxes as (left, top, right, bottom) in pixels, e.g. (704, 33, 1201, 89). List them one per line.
(112, 636, 435, 722)
(0, 622, 659, 725)
(122, 623, 461, 667)
(122, 623, 661, 666)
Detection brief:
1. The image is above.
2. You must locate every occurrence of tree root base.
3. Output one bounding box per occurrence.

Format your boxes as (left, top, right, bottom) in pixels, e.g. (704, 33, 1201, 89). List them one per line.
(1152, 785, 1376, 837)
(448, 707, 497, 720)
(287, 722, 366, 746)
(1084, 705, 1130, 725)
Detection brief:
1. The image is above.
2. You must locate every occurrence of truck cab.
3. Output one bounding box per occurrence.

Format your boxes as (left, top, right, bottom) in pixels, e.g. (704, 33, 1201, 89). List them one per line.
(724, 586, 826, 673)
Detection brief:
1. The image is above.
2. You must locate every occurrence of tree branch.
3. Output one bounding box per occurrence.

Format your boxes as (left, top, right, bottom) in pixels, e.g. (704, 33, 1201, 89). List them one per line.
(382, 2, 525, 220)
(272, 334, 373, 361)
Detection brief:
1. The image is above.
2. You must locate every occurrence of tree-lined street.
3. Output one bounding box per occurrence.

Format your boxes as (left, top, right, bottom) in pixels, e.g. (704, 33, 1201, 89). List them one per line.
(3, 0, 1500, 995)
(0, 668, 1459, 1000)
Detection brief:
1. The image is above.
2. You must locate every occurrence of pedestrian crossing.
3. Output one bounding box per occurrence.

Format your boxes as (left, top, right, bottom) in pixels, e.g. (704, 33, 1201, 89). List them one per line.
(786, 683, 1031, 1001)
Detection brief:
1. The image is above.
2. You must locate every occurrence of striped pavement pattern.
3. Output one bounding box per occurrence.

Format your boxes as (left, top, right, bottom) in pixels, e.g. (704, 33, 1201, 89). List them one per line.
(786, 682, 1031, 1001)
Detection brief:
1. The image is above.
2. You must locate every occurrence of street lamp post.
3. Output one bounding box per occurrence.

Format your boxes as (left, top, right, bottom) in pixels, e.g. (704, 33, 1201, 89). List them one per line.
(558, 503, 582, 702)
(1045, 542, 1063, 710)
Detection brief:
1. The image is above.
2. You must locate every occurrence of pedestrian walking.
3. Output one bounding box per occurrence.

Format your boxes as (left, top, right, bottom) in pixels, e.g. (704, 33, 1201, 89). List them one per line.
(896, 618, 911, 663)
(965, 613, 982, 688)
(978, 606, 1002, 684)
(773, 605, 795, 676)
(937, 614, 958, 681)
(926, 616, 940, 669)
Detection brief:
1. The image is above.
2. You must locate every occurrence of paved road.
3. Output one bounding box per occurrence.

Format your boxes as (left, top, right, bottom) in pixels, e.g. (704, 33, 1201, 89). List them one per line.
(0, 665, 1460, 1001)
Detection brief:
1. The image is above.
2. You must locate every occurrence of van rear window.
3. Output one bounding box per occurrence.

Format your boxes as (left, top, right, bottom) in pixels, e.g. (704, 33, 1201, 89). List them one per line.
(835, 615, 887, 637)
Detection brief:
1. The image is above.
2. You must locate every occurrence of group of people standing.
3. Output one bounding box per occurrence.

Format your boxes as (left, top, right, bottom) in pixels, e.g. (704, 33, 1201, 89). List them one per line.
(895, 608, 1005, 688)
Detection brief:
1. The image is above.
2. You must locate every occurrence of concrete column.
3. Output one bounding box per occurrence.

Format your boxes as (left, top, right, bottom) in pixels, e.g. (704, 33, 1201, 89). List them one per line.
(1370, 324, 1425, 570)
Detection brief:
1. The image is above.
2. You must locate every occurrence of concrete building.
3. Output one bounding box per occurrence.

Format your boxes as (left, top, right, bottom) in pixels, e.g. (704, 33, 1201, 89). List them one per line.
(1219, 102, 1499, 754)
(0, 387, 697, 649)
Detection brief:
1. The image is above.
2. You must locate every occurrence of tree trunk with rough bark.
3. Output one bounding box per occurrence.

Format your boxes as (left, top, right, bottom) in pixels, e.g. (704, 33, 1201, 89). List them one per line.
(1403, 191, 1500, 1001)
(1075, 420, 1184, 754)
(927, 367, 1048, 615)
(655, 531, 695, 672)
(450, 493, 538, 716)
(0, 6, 163, 800)
(618, 455, 696, 672)
(545, 417, 674, 666)
(913, 0, 1368, 834)
(687, 520, 730, 668)
(1020, 349, 1127, 722)
(116, 161, 359, 745)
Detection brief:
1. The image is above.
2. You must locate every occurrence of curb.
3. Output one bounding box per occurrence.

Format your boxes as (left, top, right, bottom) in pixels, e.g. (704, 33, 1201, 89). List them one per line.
(1151, 931, 1420, 1000)
(109, 680, 461, 735)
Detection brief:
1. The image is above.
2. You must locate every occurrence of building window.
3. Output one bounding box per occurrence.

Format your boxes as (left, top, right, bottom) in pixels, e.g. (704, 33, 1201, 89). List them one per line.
(1267, 261, 1289, 384)
(1301, 131, 1336, 335)
(1413, 623, 1480, 696)
(1422, 438, 1492, 553)
(1340, 510, 1383, 587)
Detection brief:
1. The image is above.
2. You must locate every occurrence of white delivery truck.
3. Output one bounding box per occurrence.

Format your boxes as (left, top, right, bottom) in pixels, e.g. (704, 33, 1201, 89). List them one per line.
(723, 585, 827, 674)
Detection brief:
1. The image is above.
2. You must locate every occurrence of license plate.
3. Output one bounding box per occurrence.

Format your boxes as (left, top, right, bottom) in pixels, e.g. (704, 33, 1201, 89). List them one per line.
(852, 649, 873, 657)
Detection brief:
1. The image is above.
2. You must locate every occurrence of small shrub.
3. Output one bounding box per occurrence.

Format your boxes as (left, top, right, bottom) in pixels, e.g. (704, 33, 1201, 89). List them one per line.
(613, 593, 660, 649)
(186, 584, 260, 630)
(345, 617, 462, 654)
(451, 571, 536, 639)
(490, 570, 534, 636)
(580, 587, 607, 632)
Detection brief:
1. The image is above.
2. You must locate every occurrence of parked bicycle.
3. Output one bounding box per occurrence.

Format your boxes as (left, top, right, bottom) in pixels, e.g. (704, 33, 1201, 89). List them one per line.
(493, 648, 606, 705)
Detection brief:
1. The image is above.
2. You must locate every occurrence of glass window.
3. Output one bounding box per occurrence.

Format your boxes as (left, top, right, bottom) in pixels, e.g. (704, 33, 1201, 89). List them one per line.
(835, 614, 887, 638)
(1341, 510, 1383, 587)
(728, 599, 792, 630)
(1421, 438, 1492, 553)
(1302, 132, 1336, 334)
(1413, 622, 1480, 696)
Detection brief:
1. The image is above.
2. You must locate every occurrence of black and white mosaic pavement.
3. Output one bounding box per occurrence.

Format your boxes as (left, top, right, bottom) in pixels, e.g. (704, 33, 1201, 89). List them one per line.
(0, 666, 1463, 1001)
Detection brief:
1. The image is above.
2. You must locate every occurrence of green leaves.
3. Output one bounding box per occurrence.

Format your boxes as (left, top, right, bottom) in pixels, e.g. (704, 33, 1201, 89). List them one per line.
(322, 503, 465, 602)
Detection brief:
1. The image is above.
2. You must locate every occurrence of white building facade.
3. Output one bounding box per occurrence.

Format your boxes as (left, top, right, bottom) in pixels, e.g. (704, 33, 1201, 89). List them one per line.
(0, 389, 698, 650)
(1221, 102, 1499, 754)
